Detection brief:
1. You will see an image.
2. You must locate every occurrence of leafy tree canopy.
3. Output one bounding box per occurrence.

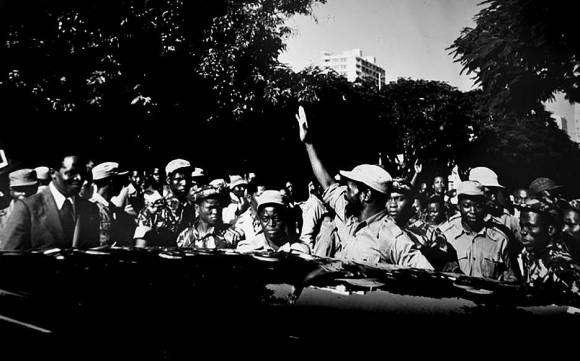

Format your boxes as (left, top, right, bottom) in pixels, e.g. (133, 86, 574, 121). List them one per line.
(449, 0, 580, 115)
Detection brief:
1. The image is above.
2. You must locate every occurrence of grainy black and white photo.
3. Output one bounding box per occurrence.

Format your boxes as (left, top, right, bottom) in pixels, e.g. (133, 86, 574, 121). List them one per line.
(0, 0, 579, 359)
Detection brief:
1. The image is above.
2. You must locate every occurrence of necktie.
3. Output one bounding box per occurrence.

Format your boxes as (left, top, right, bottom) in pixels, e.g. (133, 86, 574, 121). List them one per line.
(60, 199, 75, 243)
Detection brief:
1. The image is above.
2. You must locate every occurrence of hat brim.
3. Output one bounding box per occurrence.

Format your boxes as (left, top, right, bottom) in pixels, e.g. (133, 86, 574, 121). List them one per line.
(229, 180, 248, 189)
(10, 181, 38, 188)
(339, 170, 388, 194)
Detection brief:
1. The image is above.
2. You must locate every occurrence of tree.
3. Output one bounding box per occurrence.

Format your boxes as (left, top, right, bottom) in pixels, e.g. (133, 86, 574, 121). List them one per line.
(0, 0, 325, 169)
(449, 0, 580, 115)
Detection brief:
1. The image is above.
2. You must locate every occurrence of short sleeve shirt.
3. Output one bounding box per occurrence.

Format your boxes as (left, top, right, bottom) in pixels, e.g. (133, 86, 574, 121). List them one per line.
(439, 215, 516, 281)
(134, 191, 195, 247)
(322, 183, 432, 269)
(176, 220, 236, 249)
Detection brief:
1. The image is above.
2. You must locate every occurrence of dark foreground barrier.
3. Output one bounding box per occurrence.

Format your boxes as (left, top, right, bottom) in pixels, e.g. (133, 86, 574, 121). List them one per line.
(0, 247, 578, 359)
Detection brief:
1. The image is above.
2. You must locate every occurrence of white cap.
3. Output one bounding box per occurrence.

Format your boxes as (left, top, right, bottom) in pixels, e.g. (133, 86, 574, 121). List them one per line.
(34, 166, 51, 181)
(92, 162, 127, 181)
(256, 190, 286, 210)
(165, 159, 191, 176)
(229, 175, 248, 189)
(339, 164, 392, 194)
(469, 167, 504, 188)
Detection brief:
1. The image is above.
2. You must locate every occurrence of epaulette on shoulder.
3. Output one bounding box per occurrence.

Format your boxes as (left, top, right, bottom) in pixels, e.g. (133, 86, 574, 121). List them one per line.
(485, 222, 509, 242)
(439, 216, 459, 233)
(383, 218, 404, 238)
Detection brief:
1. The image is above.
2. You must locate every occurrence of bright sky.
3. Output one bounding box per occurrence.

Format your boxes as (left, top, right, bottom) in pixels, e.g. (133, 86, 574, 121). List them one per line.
(279, 0, 482, 91)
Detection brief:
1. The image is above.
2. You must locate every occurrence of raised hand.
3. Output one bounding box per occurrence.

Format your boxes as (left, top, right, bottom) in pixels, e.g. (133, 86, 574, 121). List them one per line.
(295, 105, 310, 143)
(414, 159, 423, 174)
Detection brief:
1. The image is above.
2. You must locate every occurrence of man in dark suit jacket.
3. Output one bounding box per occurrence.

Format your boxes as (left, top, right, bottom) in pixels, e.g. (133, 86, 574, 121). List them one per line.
(0, 155, 100, 250)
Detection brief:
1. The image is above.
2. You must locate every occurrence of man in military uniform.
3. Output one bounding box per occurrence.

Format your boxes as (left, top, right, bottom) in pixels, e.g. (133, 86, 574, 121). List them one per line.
(438, 181, 519, 281)
(389, 178, 455, 271)
(89, 162, 128, 246)
(296, 106, 431, 268)
(177, 185, 242, 249)
(0, 169, 39, 231)
(236, 190, 310, 253)
(517, 198, 580, 301)
(134, 159, 195, 247)
(469, 167, 521, 242)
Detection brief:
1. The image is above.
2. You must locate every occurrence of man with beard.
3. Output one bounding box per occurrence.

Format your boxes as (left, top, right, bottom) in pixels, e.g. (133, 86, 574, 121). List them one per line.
(0, 155, 100, 250)
(177, 185, 242, 249)
(0, 169, 39, 231)
(236, 190, 310, 253)
(296, 106, 431, 268)
(439, 181, 519, 281)
(134, 159, 195, 248)
(517, 199, 580, 300)
(469, 167, 520, 242)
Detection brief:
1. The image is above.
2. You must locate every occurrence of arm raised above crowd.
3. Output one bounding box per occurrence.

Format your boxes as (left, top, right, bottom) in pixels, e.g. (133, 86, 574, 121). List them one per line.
(296, 106, 334, 191)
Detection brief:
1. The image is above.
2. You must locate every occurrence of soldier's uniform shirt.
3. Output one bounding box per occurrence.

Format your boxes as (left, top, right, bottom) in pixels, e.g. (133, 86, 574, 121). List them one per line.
(89, 192, 114, 246)
(438, 215, 518, 281)
(405, 219, 458, 272)
(134, 191, 195, 247)
(486, 209, 521, 242)
(518, 242, 580, 298)
(0, 201, 15, 232)
(299, 194, 330, 248)
(176, 220, 238, 249)
(322, 183, 432, 269)
(236, 232, 310, 254)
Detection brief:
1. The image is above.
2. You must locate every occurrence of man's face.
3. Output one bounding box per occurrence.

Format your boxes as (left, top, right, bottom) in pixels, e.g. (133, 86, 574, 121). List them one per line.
(151, 168, 161, 183)
(520, 211, 551, 252)
(196, 198, 223, 226)
(482, 186, 502, 214)
(131, 170, 143, 188)
(427, 202, 444, 224)
(562, 209, 580, 242)
(169, 170, 191, 198)
(433, 177, 447, 194)
(232, 184, 247, 198)
(345, 180, 364, 217)
(513, 189, 529, 205)
(459, 196, 485, 228)
(53, 156, 87, 197)
(386, 191, 409, 221)
(285, 182, 294, 198)
(259, 205, 286, 244)
(10, 185, 38, 200)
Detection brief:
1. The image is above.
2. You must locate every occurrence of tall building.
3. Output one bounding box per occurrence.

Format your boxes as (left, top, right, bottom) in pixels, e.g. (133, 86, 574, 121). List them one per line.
(544, 93, 580, 143)
(320, 49, 386, 88)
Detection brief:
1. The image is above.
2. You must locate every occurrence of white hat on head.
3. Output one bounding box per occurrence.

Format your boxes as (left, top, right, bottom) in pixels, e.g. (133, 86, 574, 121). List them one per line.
(92, 162, 127, 181)
(469, 167, 504, 188)
(165, 159, 191, 176)
(339, 164, 392, 194)
(457, 180, 485, 197)
(256, 190, 286, 210)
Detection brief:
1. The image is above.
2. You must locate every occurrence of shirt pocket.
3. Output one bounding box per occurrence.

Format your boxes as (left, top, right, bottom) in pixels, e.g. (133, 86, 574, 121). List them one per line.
(481, 256, 502, 279)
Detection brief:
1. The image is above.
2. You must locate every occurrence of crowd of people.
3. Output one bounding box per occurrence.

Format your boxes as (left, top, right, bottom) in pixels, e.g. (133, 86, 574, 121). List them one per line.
(0, 106, 579, 302)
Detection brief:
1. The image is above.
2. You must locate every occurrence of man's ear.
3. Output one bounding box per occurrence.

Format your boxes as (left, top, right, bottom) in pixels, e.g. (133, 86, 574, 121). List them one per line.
(362, 188, 373, 203)
(547, 223, 557, 237)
